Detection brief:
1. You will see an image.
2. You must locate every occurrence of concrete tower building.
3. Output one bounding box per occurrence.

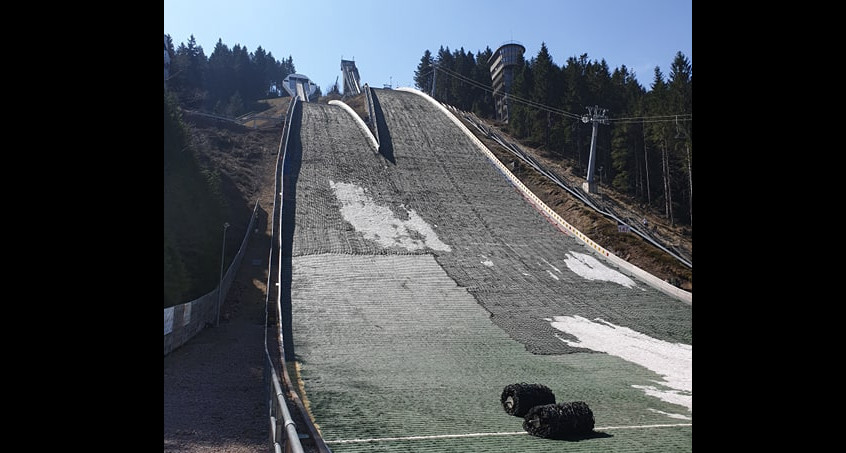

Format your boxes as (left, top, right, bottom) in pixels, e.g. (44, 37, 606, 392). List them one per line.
(487, 42, 525, 122)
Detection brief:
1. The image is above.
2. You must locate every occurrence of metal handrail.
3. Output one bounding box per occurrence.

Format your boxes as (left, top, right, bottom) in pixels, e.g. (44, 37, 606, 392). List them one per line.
(264, 95, 305, 453)
(182, 109, 241, 124)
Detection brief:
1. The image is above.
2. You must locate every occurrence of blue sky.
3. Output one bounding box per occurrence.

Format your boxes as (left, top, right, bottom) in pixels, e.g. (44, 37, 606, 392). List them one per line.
(164, 0, 691, 93)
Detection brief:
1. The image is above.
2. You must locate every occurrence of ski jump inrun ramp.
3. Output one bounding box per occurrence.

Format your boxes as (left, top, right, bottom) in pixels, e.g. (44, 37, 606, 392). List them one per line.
(279, 87, 692, 453)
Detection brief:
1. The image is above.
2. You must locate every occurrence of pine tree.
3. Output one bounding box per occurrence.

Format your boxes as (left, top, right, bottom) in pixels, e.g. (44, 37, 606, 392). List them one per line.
(508, 60, 532, 139)
(207, 39, 235, 114)
(232, 44, 253, 110)
(171, 35, 208, 108)
(609, 65, 646, 195)
(529, 43, 559, 146)
(414, 50, 434, 94)
(434, 46, 454, 102)
(252, 46, 272, 99)
(668, 52, 692, 115)
(472, 47, 494, 118)
(668, 51, 692, 226)
(450, 47, 474, 111)
(646, 66, 674, 222)
(165, 34, 175, 89)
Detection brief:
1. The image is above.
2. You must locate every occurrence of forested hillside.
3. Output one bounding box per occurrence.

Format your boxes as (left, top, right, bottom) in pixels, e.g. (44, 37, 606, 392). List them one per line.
(165, 34, 298, 116)
(414, 44, 692, 228)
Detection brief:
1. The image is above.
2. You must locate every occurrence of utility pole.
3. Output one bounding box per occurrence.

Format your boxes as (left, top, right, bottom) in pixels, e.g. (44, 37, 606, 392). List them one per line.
(582, 105, 609, 194)
(216, 222, 230, 326)
(431, 62, 437, 98)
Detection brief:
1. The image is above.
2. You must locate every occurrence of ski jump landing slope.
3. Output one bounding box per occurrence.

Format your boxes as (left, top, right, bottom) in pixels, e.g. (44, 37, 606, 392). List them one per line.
(282, 88, 692, 452)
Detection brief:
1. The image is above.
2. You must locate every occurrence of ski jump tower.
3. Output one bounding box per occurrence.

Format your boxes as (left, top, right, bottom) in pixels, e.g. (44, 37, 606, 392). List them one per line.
(341, 59, 361, 96)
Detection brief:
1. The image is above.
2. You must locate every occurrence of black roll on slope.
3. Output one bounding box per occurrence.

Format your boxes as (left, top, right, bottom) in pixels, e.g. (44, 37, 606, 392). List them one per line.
(522, 401, 595, 439)
(500, 383, 556, 417)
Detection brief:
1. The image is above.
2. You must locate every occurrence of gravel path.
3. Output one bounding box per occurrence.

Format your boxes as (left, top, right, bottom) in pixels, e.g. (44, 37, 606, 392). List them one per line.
(163, 287, 270, 453)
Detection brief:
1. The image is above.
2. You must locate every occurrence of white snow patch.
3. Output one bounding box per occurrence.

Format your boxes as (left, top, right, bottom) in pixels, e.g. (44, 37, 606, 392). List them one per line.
(648, 408, 691, 421)
(547, 315, 691, 412)
(480, 255, 494, 267)
(330, 180, 451, 252)
(546, 270, 560, 280)
(540, 257, 562, 274)
(563, 251, 637, 288)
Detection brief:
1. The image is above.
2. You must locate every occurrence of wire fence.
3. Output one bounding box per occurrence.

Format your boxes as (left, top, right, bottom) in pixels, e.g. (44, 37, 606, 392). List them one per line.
(163, 200, 260, 356)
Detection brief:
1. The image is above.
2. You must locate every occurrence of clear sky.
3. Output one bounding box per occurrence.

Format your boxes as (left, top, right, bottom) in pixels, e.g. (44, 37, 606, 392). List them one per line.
(164, 0, 691, 93)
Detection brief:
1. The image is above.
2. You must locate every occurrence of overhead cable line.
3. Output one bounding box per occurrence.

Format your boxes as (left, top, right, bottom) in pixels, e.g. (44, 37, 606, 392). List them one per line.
(431, 64, 690, 125)
(434, 65, 582, 120)
(612, 113, 692, 121)
(610, 114, 692, 125)
(613, 117, 692, 125)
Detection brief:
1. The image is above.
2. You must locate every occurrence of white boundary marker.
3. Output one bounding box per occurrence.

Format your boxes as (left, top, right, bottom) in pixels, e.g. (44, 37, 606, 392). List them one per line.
(328, 100, 379, 151)
(396, 87, 691, 305)
(324, 423, 692, 444)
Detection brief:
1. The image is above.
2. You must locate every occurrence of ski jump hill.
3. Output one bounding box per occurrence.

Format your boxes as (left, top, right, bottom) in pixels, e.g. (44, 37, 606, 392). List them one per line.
(279, 87, 692, 452)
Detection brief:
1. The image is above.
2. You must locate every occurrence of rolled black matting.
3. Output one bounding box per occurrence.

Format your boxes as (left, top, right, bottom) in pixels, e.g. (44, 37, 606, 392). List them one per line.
(522, 401, 595, 439)
(500, 383, 556, 417)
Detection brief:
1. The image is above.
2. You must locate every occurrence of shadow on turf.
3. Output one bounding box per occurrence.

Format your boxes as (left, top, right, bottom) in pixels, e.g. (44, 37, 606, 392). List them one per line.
(279, 99, 303, 361)
(534, 431, 613, 441)
(370, 89, 395, 164)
